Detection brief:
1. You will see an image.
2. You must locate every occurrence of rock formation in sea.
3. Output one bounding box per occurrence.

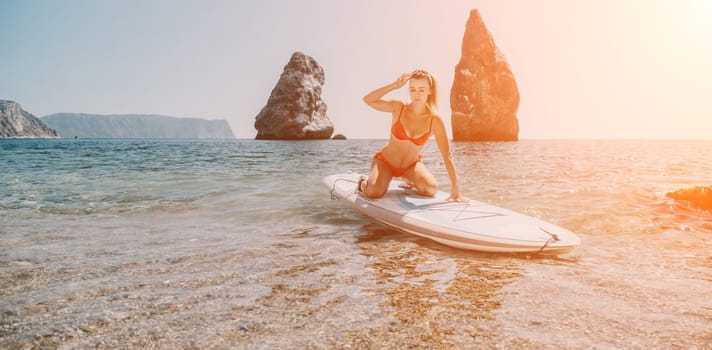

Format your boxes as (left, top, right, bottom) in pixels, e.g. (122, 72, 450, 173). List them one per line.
(450, 9, 520, 141)
(41, 113, 235, 139)
(0, 100, 58, 138)
(331, 134, 347, 140)
(254, 52, 334, 140)
(666, 186, 712, 211)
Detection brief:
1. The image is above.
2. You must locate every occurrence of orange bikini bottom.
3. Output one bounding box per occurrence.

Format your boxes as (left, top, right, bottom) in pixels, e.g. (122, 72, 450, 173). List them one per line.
(373, 150, 423, 177)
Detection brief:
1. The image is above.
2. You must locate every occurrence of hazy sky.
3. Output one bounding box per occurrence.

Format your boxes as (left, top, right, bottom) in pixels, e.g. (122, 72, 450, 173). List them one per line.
(1, 0, 711, 139)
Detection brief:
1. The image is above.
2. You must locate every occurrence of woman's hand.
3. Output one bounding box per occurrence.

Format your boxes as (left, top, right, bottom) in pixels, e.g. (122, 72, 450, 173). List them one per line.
(447, 187, 468, 203)
(447, 193, 469, 203)
(394, 73, 411, 88)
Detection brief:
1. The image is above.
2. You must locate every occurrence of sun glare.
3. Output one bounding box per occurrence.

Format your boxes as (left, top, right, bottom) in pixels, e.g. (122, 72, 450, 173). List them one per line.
(672, 0, 712, 48)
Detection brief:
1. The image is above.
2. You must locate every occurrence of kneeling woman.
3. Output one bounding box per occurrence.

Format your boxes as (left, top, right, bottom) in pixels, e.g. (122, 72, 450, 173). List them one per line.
(359, 69, 465, 202)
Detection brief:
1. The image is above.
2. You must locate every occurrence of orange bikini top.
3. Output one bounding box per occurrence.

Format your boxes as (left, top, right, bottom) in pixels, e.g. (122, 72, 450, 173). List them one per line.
(391, 106, 433, 146)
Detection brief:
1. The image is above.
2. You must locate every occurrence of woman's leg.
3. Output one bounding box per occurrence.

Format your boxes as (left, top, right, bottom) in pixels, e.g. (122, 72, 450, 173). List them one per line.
(361, 156, 393, 199)
(401, 161, 438, 197)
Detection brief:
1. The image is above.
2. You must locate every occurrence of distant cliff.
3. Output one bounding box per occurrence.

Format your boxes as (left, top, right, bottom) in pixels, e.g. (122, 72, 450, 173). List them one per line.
(41, 113, 235, 139)
(0, 100, 59, 138)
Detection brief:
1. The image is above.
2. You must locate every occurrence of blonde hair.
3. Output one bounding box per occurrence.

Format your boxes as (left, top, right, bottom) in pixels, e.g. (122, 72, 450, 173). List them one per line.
(411, 69, 438, 112)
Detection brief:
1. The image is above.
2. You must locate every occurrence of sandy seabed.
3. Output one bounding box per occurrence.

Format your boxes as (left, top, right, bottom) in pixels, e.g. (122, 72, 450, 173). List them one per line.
(1, 225, 574, 350)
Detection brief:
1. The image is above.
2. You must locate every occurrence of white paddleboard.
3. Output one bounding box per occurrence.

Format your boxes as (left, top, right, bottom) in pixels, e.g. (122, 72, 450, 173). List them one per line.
(325, 173, 580, 254)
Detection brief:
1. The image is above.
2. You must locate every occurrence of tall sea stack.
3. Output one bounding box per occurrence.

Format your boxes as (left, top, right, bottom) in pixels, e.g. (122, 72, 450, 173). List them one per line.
(254, 52, 334, 140)
(450, 9, 520, 141)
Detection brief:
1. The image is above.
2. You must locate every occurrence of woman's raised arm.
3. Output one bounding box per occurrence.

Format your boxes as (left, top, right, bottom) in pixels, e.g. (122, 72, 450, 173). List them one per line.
(363, 73, 411, 113)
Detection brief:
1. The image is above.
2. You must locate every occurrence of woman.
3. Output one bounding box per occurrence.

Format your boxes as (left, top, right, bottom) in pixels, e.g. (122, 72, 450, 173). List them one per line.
(359, 69, 465, 202)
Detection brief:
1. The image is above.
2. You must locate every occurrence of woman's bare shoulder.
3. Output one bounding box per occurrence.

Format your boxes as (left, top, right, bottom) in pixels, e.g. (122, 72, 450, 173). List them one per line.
(430, 111, 445, 123)
(430, 113, 448, 132)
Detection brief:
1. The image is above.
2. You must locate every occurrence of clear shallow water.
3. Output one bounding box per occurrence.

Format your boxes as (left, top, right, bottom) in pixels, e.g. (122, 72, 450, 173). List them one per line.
(1, 139, 711, 349)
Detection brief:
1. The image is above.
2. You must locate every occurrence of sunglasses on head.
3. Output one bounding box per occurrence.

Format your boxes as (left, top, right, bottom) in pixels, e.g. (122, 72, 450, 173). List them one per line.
(411, 69, 430, 78)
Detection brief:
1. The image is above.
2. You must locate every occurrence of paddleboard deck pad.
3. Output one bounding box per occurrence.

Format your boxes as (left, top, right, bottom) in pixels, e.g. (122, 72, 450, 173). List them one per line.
(325, 173, 580, 254)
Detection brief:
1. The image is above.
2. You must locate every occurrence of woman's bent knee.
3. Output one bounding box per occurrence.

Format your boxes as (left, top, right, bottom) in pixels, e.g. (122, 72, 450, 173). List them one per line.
(419, 182, 438, 197)
(363, 181, 388, 198)
(364, 186, 387, 199)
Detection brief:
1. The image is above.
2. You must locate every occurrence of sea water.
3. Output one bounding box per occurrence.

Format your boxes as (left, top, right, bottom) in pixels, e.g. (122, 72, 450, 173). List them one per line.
(1, 139, 710, 349)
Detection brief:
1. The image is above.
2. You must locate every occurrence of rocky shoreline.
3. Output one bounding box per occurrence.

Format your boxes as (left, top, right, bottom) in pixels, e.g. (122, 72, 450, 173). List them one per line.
(0, 100, 58, 138)
(667, 186, 712, 211)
